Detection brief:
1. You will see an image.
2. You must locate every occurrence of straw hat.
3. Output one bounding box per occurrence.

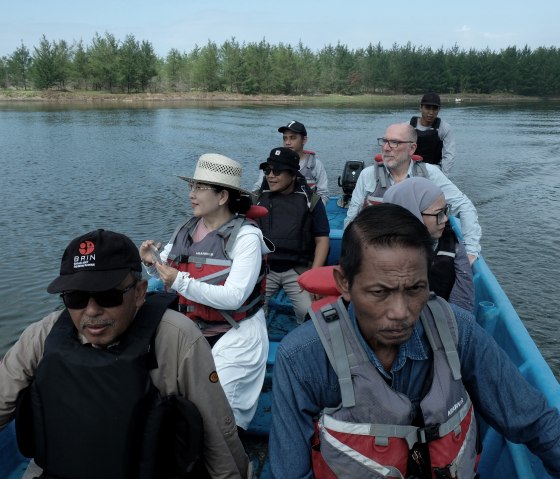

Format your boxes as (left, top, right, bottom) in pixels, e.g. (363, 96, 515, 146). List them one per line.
(179, 153, 251, 194)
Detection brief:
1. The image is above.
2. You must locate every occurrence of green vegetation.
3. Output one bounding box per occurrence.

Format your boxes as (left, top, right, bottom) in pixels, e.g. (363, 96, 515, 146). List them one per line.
(1, 33, 559, 97)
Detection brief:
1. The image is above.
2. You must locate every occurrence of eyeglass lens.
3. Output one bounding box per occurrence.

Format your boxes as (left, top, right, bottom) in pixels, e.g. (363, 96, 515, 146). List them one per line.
(438, 205, 451, 224)
(377, 138, 399, 148)
(190, 184, 215, 192)
(61, 281, 137, 309)
(263, 167, 283, 176)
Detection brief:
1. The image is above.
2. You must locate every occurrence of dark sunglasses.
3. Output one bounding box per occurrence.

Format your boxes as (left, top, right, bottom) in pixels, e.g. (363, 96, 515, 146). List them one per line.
(61, 280, 138, 309)
(263, 166, 285, 176)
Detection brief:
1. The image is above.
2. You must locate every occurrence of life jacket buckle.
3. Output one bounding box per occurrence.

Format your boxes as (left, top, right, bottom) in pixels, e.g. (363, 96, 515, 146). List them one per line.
(434, 465, 453, 479)
(322, 307, 339, 323)
(417, 423, 441, 443)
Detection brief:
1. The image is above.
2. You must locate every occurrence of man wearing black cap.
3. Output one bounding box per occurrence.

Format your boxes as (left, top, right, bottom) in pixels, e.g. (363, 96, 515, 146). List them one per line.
(253, 120, 329, 204)
(0, 229, 250, 479)
(410, 92, 456, 176)
(256, 147, 330, 323)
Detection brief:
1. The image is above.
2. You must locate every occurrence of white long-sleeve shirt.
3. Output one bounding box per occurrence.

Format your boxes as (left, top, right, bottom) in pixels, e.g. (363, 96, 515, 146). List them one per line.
(147, 224, 272, 310)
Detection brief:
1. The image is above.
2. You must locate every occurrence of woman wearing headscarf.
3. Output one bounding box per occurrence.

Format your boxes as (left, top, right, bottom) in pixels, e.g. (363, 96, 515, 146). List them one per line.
(140, 153, 271, 434)
(384, 176, 474, 312)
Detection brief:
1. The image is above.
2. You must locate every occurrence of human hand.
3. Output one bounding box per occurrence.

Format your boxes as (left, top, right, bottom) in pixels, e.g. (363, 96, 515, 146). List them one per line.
(467, 254, 478, 266)
(155, 262, 179, 288)
(140, 240, 162, 265)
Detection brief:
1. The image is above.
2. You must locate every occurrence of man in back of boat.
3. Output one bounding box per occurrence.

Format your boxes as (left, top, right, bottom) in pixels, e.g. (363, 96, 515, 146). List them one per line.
(0, 229, 250, 479)
(252, 120, 330, 204)
(410, 92, 456, 175)
(255, 147, 330, 323)
(269, 204, 560, 479)
(344, 122, 481, 264)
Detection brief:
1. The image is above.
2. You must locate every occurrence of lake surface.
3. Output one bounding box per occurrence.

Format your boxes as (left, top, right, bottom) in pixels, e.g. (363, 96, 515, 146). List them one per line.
(1, 99, 559, 378)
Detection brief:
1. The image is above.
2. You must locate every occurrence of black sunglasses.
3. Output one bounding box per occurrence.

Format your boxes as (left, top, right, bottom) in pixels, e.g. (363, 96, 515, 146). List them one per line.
(263, 166, 285, 176)
(61, 280, 138, 309)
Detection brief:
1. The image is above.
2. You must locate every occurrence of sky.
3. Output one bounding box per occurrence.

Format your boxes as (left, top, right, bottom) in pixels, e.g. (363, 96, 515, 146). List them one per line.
(1, 0, 559, 59)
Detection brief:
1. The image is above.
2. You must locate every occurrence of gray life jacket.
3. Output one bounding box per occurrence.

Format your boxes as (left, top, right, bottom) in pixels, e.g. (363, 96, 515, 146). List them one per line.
(363, 160, 429, 207)
(300, 150, 318, 190)
(310, 296, 477, 479)
(168, 216, 266, 330)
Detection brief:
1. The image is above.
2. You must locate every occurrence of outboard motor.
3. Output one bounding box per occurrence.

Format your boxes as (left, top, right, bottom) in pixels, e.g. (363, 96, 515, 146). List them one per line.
(337, 160, 364, 208)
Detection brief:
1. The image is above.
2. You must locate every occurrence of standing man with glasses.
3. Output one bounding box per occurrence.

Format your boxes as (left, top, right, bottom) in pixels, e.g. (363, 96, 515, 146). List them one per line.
(0, 229, 251, 479)
(410, 92, 456, 176)
(345, 122, 481, 264)
(256, 147, 330, 323)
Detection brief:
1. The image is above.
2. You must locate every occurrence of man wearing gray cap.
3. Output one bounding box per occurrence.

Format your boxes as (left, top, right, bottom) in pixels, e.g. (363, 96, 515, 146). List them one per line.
(410, 92, 456, 176)
(0, 229, 250, 479)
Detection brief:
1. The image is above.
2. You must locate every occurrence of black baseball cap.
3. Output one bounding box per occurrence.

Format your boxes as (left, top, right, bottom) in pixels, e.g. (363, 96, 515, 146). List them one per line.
(47, 229, 142, 293)
(420, 92, 441, 107)
(259, 147, 300, 173)
(278, 120, 307, 136)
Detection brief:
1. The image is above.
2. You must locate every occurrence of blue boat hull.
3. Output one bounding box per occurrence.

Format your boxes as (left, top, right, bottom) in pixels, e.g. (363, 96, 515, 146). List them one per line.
(1, 197, 558, 478)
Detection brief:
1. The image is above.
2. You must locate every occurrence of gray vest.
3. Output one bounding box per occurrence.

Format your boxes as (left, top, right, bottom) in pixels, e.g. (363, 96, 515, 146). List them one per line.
(310, 296, 477, 478)
(363, 160, 429, 207)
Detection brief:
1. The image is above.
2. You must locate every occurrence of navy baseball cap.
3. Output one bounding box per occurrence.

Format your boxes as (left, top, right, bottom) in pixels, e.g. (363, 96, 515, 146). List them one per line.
(278, 120, 307, 136)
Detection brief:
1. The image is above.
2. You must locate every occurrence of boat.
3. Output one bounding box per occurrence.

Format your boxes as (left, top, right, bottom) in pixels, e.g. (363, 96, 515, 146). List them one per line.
(1, 167, 559, 479)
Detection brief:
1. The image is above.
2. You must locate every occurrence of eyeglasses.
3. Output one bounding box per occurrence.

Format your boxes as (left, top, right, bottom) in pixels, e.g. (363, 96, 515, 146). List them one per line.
(189, 183, 217, 193)
(263, 166, 285, 176)
(422, 204, 451, 225)
(61, 281, 138, 309)
(377, 138, 414, 149)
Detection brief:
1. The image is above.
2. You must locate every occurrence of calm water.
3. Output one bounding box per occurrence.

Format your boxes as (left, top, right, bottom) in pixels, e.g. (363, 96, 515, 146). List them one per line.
(1, 100, 559, 378)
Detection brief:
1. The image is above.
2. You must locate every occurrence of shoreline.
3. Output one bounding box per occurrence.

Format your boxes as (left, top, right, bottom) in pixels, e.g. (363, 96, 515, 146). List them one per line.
(0, 90, 549, 105)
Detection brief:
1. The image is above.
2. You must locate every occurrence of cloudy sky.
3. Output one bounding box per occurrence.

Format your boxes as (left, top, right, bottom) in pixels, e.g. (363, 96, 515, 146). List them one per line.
(1, 0, 558, 58)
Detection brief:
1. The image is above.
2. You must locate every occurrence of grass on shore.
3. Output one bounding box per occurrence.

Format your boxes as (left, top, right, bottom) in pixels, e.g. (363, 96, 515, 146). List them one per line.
(0, 89, 541, 106)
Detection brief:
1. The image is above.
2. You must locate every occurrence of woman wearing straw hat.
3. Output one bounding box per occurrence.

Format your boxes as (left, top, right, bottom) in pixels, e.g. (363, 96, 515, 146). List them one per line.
(383, 176, 474, 312)
(140, 153, 271, 434)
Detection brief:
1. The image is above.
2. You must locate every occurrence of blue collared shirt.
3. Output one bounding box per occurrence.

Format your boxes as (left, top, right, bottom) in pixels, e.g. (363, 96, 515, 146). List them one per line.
(269, 304, 560, 478)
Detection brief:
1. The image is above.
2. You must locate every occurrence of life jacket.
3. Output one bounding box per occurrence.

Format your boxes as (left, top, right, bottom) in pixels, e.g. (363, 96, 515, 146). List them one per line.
(168, 216, 266, 330)
(310, 296, 478, 479)
(300, 150, 318, 191)
(256, 175, 320, 270)
(364, 154, 428, 207)
(410, 116, 443, 166)
(15, 293, 204, 479)
(430, 223, 457, 301)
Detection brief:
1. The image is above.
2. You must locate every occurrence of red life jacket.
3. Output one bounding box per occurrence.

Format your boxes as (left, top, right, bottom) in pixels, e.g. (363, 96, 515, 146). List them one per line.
(309, 297, 478, 479)
(168, 216, 267, 329)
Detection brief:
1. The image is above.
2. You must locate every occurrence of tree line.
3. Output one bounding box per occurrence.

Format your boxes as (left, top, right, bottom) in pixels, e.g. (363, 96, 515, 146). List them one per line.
(1, 32, 560, 97)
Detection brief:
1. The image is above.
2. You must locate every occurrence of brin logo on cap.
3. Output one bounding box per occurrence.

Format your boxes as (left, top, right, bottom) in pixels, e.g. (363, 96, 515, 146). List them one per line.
(74, 240, 96, 269)
(79, 241, 95, 255)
